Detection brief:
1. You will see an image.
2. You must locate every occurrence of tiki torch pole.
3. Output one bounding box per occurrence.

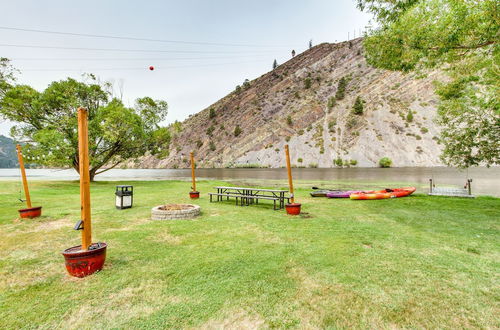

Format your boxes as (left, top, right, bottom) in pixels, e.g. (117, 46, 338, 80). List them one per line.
(285, 144, 294, 204)
(77, 107, 92, 250)
(16, 144, 32, 208)
(190, 151, 196, 192)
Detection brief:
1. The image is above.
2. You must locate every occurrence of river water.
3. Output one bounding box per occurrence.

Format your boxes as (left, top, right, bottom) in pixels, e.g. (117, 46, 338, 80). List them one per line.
(0, 167, 498, 196)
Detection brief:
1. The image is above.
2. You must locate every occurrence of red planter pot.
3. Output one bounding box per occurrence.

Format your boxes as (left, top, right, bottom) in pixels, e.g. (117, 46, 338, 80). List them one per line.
(285, 203, 302, 215)
(189, 191, 200, 199)
(18, 206, 42, 219)
(62, 242, 107, 278)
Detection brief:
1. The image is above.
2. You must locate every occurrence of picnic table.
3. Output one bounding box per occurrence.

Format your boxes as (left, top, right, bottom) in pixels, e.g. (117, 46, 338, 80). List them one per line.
(209, 186, 290, 210)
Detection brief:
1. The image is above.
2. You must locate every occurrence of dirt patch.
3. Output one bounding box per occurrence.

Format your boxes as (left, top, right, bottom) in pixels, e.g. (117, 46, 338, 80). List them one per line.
(199, 309, 266, 329)
(149, 230, 183, 245)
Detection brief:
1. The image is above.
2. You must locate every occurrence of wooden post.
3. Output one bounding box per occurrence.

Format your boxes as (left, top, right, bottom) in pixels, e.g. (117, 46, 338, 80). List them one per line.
(16, 144, 32, 208)
(190, 151, 196, 192)
(285, 144, 295, 203)
(78, 107, 92, 250)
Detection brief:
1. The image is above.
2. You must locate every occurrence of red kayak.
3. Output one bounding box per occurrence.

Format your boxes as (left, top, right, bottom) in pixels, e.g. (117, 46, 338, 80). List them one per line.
(350, 187, 416, 200)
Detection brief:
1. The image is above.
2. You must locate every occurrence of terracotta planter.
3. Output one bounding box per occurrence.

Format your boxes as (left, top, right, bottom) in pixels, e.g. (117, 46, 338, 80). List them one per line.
(18, 206, 42, 219)
(285, 203, 302, 215)
(189, 191, 200, 199)
(62, 242, 107, 278)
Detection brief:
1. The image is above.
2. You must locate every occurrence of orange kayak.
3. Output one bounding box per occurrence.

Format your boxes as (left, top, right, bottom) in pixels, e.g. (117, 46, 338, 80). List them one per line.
(350, 187, 416, 200)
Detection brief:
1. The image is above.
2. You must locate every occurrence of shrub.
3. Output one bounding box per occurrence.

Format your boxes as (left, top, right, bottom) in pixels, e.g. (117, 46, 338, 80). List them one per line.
(352, 96, 364, 115)
(346, 116, 358, 129)
(209, 141, 216, 151)
(196, 139, 203, 148)
(242, 79, 250, 89)
(206, 125, 215, 136)
(308, 163, 318, 168)
(285, 136, 291, 142)
(334, 158, 343, 166)
(287, 115, 293, 126)
(304, 78, 312, 89)
(406, 111, 413, 122)
(294, 91, 300, 99)
(379, 157, 392, 168)
(335, 77, 347, 100)
(420, 127, 429, 134)
(235, 85, 241, 93)
(297, 158, 303, 163)
(298, 129, 304, 135)
(349, 159, 358, 166)
(234, 125, 242, 137)
(209, 108, 216, 119)
(327, 97, 336, 109)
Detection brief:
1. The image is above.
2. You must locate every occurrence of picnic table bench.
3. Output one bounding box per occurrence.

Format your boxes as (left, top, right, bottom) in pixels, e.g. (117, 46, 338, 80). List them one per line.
(209, 186, 290, 210)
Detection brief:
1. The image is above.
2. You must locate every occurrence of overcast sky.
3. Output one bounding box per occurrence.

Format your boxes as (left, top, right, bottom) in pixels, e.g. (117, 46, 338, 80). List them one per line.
(0, 0, 371, 137)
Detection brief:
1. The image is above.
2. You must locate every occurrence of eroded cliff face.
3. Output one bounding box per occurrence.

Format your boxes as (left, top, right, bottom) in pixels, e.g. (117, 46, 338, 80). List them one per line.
(134, 38, 444, 169)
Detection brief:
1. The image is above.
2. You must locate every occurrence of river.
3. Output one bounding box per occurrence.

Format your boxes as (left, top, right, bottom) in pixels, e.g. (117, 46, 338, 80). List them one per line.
(0, 167, 498, 196)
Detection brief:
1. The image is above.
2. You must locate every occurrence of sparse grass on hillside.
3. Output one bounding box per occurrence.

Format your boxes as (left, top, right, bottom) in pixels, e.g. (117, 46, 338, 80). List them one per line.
(0, 180, 499, 328)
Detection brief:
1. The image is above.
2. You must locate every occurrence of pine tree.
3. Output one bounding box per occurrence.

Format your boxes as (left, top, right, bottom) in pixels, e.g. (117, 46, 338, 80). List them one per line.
(291, 50, 296, 57)
(273, 59, 278, 69)
(309, 39, 313, 49)
(335, 77, 347, 100)
(352, 96, 364, 115)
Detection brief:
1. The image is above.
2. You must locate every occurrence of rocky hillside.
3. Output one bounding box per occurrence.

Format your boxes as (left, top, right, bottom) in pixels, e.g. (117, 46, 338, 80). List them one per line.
(0, 135, 18, 168)
(138, 38, 444, 168)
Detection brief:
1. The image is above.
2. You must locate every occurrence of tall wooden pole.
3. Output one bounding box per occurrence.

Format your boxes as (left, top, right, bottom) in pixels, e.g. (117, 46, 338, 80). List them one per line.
(190, 151, 196, 192)
(16, 144, 32, 208)
(285, 144, 295, 203)
(78, 107, 92, 250)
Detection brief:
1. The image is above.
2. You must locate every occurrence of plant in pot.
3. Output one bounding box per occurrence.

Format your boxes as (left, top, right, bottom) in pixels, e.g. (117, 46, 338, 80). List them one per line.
(62, 108, 107, 278)
(15, 145, 42, 219)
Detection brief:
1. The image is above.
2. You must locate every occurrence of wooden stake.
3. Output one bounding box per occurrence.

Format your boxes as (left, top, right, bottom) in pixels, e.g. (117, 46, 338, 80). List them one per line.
(77, 107, 92, 250)
(285, 144, 295, 203)
(190, 151, 196, 192)
(16, 144, 32, 208)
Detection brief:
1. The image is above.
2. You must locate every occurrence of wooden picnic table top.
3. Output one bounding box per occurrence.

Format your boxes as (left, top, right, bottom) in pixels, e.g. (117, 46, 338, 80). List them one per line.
(215, 186, 288, 193)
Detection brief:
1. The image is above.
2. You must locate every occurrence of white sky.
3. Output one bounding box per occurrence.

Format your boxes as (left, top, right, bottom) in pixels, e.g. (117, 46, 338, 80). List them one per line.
(0, 0, 372, 137)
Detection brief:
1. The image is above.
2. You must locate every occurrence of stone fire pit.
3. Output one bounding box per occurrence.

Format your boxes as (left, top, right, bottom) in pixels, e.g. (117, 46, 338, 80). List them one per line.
(151, 204, 201, 220)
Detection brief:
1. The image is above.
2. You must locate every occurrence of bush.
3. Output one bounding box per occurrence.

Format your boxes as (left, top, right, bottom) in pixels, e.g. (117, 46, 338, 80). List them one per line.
(196, 139, 203, 148)
(235, 85, 241, 93)
(286, 115, 293, 126)
(349, 159, 358, 166)
(420, 127, 429, 134)
(294, 91, 300, 99)
(285, 136, 291, 142)
(304, 78, 312, 89)
(234, 125, 242, 137)
(379, 157, 392, 168)
(297, 158, 303, 163)
(334, 158, 343, 166)
(352, 96, 364, 115)
(335, 77, 347, 100)
(209, 108, 216, 119)
(308, 163, 318, 168)
(298, 129, 304, 135)
(206, 125, 215, 136)
(209, 141, 216, 151)
(406, 111, 413, 122)
(327, 97, 336, 109)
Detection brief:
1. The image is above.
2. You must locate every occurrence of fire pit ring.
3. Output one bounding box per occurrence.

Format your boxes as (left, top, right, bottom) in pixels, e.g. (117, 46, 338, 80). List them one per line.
(151, 204, 201, 220)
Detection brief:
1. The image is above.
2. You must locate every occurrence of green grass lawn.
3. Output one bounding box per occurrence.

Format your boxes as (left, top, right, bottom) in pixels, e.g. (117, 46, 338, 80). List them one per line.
(0, 180, 498, 329)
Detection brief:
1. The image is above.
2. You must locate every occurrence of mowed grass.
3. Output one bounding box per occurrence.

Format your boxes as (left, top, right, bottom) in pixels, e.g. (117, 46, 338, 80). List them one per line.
(0, 180, 498, 329)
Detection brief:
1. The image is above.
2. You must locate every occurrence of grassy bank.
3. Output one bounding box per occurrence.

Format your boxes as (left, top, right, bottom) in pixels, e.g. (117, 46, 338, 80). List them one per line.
(0, 180, 498, 328)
